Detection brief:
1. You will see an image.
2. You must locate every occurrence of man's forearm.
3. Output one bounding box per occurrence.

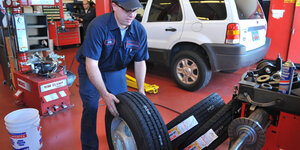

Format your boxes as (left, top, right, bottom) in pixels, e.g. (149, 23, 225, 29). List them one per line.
(85, 57, 120, 117)
(86, 57, 109, 97)
(134, 61, 146, 93)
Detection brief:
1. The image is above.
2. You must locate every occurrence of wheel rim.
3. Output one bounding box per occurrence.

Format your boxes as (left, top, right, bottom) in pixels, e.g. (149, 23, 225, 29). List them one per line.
(111, 117, 137, 150)
(176, 58, 199, 85)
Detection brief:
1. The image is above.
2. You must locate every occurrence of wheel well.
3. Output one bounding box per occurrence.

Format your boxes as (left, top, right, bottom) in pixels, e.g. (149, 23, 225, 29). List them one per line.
(169, 42, 210, 67)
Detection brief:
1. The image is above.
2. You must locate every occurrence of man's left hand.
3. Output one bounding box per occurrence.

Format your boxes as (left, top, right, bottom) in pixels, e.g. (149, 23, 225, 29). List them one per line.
(139, 89, 145, 95)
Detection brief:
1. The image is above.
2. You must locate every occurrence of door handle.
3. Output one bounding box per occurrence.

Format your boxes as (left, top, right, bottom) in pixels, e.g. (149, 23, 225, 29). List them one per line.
(165, 28, 177, 32)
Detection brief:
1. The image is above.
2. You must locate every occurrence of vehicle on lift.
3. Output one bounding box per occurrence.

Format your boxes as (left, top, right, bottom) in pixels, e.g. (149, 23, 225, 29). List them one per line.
(137, 0, 270, 91)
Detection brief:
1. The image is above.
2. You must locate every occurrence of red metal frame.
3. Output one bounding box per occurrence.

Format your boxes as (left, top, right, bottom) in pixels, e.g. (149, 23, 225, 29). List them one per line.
(13, 71, 72, 116)
(18, 0, 60, 6)
(263, 112, 300, 149)
(4, 0, 60, 7)
(240, 102, 246, 117)
(96, 0, 112, 16)
(58, 0, 64, 20)
(287, 3, 300, 63)
(265, 1, 299, 63)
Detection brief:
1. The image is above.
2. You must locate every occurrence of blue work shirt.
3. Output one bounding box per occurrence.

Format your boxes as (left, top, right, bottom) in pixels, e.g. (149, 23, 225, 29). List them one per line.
(76, 12, 149, 72)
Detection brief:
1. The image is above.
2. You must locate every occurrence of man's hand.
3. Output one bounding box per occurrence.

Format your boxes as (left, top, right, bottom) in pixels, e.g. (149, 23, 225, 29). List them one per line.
(139, 89, 145, 95)
(102, 93, 120, 117)
(76, 17, 83, 21)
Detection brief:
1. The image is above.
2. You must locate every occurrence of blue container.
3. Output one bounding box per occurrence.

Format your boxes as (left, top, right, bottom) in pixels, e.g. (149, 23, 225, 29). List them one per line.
(278, 60, 296, 94)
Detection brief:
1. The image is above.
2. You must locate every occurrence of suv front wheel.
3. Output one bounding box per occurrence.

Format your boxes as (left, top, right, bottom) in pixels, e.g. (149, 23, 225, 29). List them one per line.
(171, 50, 212, 91)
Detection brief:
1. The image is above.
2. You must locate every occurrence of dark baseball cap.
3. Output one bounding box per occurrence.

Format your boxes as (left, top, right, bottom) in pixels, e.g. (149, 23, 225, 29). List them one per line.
(112, 0, 143, 10)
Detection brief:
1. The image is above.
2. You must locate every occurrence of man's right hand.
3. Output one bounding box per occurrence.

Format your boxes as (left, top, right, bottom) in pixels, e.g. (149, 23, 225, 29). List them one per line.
(102, 93, 120, 117)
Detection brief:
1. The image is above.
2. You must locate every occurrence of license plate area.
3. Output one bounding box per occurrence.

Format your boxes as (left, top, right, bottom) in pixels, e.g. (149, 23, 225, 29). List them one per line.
(252, 31, 259, 41)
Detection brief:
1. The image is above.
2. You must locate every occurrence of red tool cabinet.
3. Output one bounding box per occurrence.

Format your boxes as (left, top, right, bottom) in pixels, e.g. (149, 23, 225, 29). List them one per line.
(265, 0, 300, 63)
(48, 21, 81, 47)
(13, 71, 72, 116)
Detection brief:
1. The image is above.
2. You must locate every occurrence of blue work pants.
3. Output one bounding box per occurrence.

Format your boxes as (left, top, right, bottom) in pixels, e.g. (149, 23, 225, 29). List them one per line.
(78, 64, 127, 150)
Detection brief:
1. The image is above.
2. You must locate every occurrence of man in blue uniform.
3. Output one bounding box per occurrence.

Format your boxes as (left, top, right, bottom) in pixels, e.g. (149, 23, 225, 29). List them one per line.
(75, 0, 148, 149)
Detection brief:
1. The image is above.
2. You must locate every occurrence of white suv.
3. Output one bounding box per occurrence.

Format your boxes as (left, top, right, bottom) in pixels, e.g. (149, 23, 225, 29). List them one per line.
(137, 0, 270, 91)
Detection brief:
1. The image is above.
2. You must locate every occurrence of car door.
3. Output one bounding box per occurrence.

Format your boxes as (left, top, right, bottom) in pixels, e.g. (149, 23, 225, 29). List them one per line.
(141, 0, 184, 50)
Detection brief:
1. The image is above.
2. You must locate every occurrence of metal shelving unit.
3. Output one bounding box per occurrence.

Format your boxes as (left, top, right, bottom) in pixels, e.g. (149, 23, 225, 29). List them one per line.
(23, 13, 50, 52)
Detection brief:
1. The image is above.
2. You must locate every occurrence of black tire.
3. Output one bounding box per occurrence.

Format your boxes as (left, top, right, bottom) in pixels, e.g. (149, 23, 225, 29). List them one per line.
(208, 132, 229, 149)
(166, 93, 225, 148)
(105, 92, 172, 150)
(171, 50, 212, 91)
(178, 100, 240, 150)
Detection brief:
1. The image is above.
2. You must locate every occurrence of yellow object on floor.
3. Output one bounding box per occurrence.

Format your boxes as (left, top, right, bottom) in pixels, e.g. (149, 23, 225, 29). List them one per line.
(126, 74, 159, 94)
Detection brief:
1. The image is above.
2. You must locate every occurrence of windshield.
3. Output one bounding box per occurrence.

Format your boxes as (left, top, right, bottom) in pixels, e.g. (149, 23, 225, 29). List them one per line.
(235, 0, 264, 19)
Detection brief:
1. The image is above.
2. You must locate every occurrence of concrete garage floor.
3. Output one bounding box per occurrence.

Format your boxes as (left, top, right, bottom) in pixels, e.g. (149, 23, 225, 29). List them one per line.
(0, 47, 272, 150)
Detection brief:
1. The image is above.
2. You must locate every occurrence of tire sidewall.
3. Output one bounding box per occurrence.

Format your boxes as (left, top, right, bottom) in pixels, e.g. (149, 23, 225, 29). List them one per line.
(106, 92, 172, 150)
(105, 102, 152, 150)
(171, 50, 211, 91)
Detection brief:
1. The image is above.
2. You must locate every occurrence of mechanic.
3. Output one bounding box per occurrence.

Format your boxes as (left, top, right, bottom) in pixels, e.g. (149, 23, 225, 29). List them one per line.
(75, 0, 148, 149)
(76, 0, 96, 34)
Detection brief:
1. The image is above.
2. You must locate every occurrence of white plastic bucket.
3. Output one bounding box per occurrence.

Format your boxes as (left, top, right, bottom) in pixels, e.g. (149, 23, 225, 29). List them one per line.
(4, 108, 42, 150)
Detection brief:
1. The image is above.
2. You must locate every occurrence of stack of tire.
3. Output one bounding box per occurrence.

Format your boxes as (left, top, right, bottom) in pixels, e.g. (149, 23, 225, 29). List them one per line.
(166, 93, 225, 148)
(105, 92, 240, 150)
(177, 99, 241, 150)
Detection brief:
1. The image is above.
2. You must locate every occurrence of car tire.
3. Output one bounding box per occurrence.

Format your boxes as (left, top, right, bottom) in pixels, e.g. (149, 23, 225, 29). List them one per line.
(166, 93, 225, 148)
(105, 91, 172, 150)
(171, 50, 212, 91)
(178, 100, 240, 150)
